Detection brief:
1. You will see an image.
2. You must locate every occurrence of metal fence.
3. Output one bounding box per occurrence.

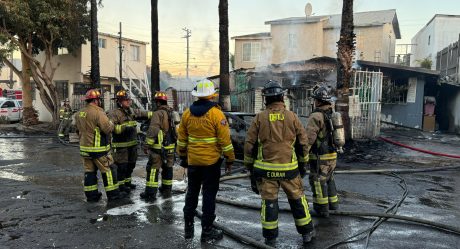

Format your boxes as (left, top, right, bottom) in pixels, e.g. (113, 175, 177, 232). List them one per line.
(71, 92, 115, 111)
(350, 70, 383, 139)
(175, 90, 195, 113)
(437, 34, 460, 84)
(230, 89, 256, 113)
(288, 86, 311, 117)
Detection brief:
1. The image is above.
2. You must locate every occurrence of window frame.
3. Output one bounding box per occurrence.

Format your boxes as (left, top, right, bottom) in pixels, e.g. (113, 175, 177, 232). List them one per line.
(98, 38, 107, 49)
(130, 45, 140, 62)
(242, 42, 261, 62)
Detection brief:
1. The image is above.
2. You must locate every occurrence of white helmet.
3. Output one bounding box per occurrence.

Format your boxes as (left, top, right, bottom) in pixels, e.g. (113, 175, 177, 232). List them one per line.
(191, 79, 216, 97)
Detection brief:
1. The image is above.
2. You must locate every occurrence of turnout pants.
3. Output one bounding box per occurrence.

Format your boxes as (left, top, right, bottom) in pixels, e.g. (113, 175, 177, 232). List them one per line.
(256, 175, 314, 239)
(183, 160, 222, 228)
(308, 159, 338, 212)
(58, 118, 72, 139)
(82, 154, 121, 199)
(144, 151, 175, 196)
(113, 146, 138, 188)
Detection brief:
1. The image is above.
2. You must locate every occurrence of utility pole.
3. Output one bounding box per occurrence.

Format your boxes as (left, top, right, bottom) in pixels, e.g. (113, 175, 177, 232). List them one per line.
(118, 22, 123, 93)
(182, 28, 191, 79)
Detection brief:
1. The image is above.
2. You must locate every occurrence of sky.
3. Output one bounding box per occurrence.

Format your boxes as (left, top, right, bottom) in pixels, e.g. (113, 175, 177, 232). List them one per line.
(98, 0, 460, 77)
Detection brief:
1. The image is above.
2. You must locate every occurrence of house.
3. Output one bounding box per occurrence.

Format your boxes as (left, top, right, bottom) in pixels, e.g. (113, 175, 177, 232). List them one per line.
(358, 60, 439, 131)
(34, 32, 149, 121)
(232, 9, 401, 69)
(436, 35, 460, 134)
(410, 14, 460, 69)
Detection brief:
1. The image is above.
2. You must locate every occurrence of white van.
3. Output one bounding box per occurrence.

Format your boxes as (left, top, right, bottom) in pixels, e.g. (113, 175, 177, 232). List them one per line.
(0, 97, 23, 122)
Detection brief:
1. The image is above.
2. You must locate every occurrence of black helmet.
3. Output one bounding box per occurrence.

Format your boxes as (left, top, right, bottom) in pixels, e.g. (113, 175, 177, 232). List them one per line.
(312, 84, 333, 103)
(262, 80, 286, 97)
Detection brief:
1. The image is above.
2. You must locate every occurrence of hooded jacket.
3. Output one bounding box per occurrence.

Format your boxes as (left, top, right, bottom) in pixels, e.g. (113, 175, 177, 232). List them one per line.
(177, 100, 235, 166)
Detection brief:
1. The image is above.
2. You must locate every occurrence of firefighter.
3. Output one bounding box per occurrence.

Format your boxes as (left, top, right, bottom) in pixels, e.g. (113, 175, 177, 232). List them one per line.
(58, 98, 73, 141)
(306, 85, 339, 217)
(177, 79, 235, 242)
(108, 89, 152, 193)
(244, 80, 315, 246)
(75, 89, 125, 202)
(140, 91, 176, 201)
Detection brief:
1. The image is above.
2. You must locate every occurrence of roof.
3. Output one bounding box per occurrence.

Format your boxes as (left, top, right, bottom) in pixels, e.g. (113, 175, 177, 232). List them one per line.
(358, 60, 439, 76)
(99, 32, 148, 45)
(231, 32, 271, 40)
(265, 9, 401, 39)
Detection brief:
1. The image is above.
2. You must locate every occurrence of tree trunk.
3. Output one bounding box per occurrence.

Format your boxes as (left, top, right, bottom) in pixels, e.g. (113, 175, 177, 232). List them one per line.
(20, 51, 39, 126)
(151, 0, 160, 99)
(90, 0, 100, 90)
(336, 0, 355, 139)
(218, 0, 230, 111)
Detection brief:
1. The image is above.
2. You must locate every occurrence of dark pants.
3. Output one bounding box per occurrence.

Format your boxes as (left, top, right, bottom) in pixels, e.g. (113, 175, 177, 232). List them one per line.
(183, 160, 222, 228)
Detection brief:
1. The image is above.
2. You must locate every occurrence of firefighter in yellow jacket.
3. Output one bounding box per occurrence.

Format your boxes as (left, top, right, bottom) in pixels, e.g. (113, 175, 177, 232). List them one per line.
(75, 89, 125, 202)
(177, 79, 235, 242)
(244, 80, 315, 247)
(108, 90, 152, 193)
(140, 91, 175, 201)
(306, 85, 339, 217)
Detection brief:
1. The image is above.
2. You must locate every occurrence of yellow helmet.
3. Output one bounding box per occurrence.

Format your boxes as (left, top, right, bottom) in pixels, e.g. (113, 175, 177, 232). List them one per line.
(115, 90, 131, 101)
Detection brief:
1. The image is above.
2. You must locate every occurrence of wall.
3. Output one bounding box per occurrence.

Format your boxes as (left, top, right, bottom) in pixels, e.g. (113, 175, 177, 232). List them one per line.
(381, 78, 425, 128)
(271, 22, 324, 64)
(81, 34, 147, 81)
(451, 90, 460, 133)
(411, 16, 460, 69)
(323, 25, 389, 62)
(234, 38, 272, 69)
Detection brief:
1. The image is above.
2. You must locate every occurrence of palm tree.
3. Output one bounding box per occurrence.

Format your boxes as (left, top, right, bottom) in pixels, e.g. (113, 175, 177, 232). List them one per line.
(218, 0, 230, 111)
(151, 0, 160, 98)
(336, 0, 355, 138)
(90, 0, 100, 90)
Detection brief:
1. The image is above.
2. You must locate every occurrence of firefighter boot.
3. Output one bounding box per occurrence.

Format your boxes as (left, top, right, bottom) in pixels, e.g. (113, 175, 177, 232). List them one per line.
(84, 172, 102, 202)
(310, 177, 330, 217)
(140, 189, 157, 202)
(265, 238, 277, 247)
(141, 168, 159, 202)
(184, 220, 194, 239)
(302, 229, 316, 244)
(159, 185, 172, 198)
(125, 162, 137, 189)
(117, 163, 131, 194)
(201, 226, 223, 242)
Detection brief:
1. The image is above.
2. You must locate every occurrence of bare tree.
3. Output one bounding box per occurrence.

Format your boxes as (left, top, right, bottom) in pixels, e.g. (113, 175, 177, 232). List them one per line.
(218, 0, 230, 110)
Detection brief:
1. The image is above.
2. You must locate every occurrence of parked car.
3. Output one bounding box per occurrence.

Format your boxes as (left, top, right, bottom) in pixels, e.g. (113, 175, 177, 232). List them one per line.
(0, 97, 23, 122)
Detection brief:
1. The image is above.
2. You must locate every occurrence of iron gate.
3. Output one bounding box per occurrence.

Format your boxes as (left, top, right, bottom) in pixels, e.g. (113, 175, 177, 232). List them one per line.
(349, 70, 383, 139)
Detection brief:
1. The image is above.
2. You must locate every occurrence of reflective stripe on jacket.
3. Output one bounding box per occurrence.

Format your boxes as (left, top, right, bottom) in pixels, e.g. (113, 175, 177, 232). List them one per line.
(146, 105, 175, 152)
(244, 102, 309, 179)
(177, 105, 235, 166)
(75, 104, 113, 158)
(305, 104, 337, 162)
(109, 108, 151, 149)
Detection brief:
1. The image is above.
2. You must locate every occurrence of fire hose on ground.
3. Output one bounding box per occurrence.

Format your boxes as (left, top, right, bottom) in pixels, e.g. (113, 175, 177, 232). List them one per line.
(379, 136, 460, 159)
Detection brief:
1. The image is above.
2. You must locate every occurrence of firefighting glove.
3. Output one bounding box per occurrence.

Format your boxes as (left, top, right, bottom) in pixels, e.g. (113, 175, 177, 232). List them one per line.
(249, 168, 259, 195)
(298, 163, 307, 178)
(225, 161, 233, 174)
(179, 156, 188, 168)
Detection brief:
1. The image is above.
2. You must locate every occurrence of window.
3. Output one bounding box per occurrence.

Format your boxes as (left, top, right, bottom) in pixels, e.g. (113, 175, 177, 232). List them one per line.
(130, 45, 140, 61)
(57, 48, 69, 55)
(55, 81, 69, 100)
(73, 83, 90, 95)
(288, 34, 297, 48)
(242, 42, 261, 62)
(2, 101, 15, 108)
(98, 38, 106, 49)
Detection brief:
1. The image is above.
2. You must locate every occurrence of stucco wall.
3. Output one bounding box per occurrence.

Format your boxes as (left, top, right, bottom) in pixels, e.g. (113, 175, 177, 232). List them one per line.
(411, 16, 460, 69)
(448, 89, 460, 133)
(381, 78, 425, 128)
(81, 34, 147, 80)
(271, 22, 324, 64)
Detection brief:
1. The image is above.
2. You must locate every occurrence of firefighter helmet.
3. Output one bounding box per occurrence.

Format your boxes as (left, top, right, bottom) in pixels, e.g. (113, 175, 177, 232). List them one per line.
(312, 84, 333, 103)
(191, 79, 216, 97)
(115, 89, 131, 101)
(154, 91, 168, 101)
(262, 80, 286, 96)
(83, 89, 101, 101)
